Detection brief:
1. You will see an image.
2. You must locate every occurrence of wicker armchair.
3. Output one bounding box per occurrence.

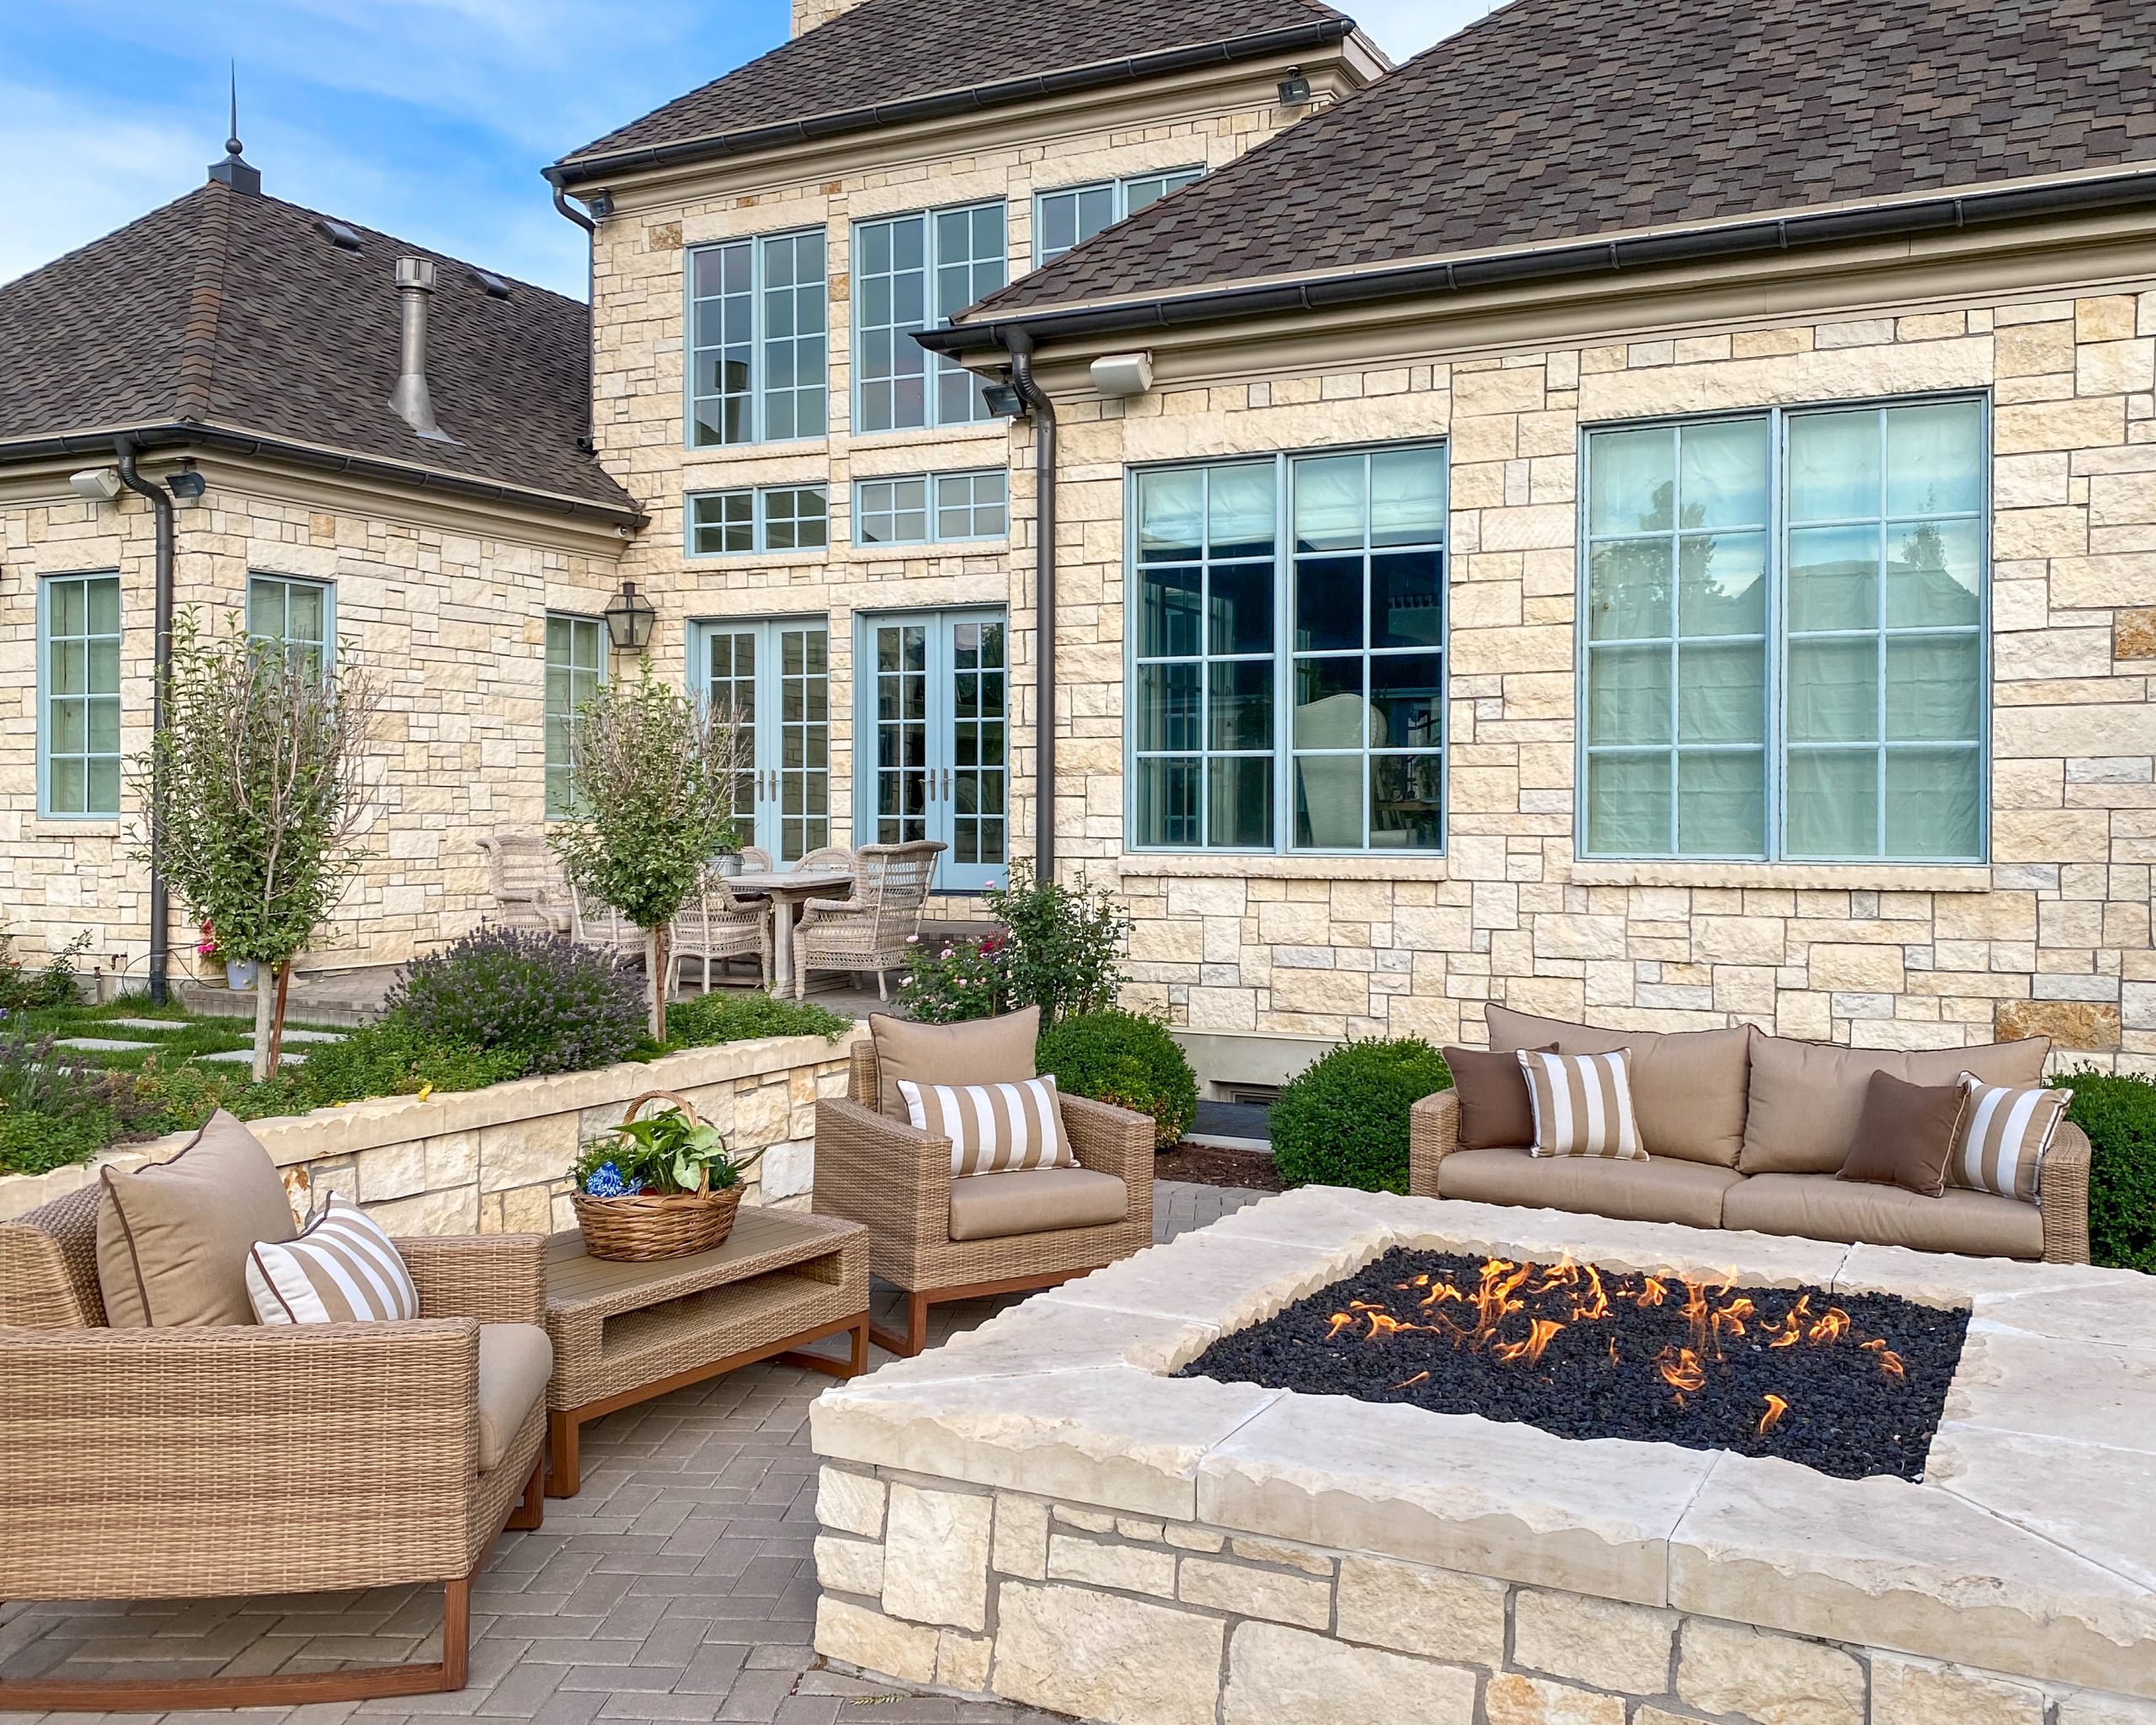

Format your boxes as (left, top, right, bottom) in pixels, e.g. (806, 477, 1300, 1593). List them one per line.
(673, 867, 774, 991)
(738, 845, 775, 873)
(794, 844, 856, 873)
(792, 840, 942, 1001)
(478, 834, 568, 932)
(569, 881, 644, 964)
(0, 1187, 548, 1709)
(813, 1037, 1154, 1355)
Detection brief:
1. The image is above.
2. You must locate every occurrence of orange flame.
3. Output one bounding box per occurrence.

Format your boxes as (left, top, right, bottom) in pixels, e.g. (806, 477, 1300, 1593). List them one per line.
(1324, 1312, 1354, 1340)
(1656, 1346, 1706, 1395)
(1862, 1338, 1907, 1379)
(1808, 1307, 1852, 1347)
(1636, 1276, 1668, 1308)
(1492, 1318, 1566, 1366)
(1758, 1394, 1790, 1435)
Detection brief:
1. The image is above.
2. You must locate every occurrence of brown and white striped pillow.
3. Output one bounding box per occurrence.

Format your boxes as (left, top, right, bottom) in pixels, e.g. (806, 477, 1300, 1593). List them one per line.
(1517, 1049, 1646, 1161)
(899, 1075, 1077, 1177)
(1951, 1073, 2071, 1204)
(245, 1196, 419, 1324)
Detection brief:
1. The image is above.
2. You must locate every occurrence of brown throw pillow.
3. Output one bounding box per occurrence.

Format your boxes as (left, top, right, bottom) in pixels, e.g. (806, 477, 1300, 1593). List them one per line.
(1443, 1044, 1558, 1148)
(96, 1111, 298, 1327)
(869, 1007, 1039, 1122)
(1838, 1071, 1970, 1198)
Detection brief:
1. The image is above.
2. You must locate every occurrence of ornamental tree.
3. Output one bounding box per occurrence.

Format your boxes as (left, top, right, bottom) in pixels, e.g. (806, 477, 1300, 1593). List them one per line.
(547, 669, 745, 1043)
(133, 614, 381, 1078)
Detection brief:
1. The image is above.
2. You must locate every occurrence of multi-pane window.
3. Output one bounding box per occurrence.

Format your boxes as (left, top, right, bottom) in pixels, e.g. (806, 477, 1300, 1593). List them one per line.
(1036, 167, 1202, 266)
(1582, 396, 1987, 862)
(1129, 446, 1448, 852)
(544, 613, 606, 819)
(852, 203, 1006, 434)
(688, 486, 829, 555)
(41, 574, 121, 817)
(854, 470, 1008, 545)
(687, 229, 827, 447)
(247, 574, 331, 670)
(697, 622, 832, 861)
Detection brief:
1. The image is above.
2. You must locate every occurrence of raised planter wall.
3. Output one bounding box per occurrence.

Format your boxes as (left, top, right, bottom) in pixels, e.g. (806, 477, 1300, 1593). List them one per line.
(0, 1027, 867, 1230)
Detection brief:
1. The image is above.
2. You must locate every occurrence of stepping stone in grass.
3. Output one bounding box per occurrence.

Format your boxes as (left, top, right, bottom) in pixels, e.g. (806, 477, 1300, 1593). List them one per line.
(106, 1018, 198, 1033)
(199, 1049, 308, 1067)
(247, 1028, 344, 1044)
(56, 1038, 156, 1054)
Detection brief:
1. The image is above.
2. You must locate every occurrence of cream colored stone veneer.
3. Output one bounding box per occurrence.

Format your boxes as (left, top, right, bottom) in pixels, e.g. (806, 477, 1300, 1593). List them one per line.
(809, 1188, 2156, 1725)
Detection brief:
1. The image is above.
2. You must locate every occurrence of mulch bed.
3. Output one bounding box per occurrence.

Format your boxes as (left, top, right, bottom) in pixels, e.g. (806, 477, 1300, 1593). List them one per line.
(1180, 1247, 1968, 1481)
(1157, 1143, 1290, 1193)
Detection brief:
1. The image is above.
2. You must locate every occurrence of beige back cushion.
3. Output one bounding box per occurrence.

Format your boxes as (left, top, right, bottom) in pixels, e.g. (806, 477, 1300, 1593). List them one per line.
(868, 1007, 1040, 1121)
(1739, 1031, 2050, 1175)
(96, 1110, 298, 1327)
(1485, 1006, 1751, 1167)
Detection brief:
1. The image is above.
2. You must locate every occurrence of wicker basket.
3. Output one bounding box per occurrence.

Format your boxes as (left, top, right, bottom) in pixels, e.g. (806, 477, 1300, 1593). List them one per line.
(570, 1091, 744, 1262)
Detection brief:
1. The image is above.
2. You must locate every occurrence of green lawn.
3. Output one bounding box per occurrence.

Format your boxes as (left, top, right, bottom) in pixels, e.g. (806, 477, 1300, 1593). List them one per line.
(9, 998, 346, 1074)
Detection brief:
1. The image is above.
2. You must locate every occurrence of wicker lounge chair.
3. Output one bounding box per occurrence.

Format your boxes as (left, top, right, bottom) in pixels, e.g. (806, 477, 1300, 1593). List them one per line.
(792, 840, 942, 1001)
(0, 1187, 549, 1710)
(811, 1033, 1154, 1355)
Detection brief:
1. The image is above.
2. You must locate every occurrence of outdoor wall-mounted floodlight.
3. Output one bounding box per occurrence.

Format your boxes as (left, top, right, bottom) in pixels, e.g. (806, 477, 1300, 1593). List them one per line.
(167, 462, 207, 504)
(585, 189, 616, 219)
(603, 579, 657, 651)
(981, 381, 1027, 419)
(69, 467, 124, 503)
(1278, 68, 1312, 104)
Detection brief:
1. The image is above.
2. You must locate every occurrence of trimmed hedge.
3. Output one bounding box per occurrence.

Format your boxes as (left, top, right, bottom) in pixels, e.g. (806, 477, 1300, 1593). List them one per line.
(2055, 1070, 2156, 1273)
(1036, 1009, 1198, 1150)
(1271, 1038, 1452, 1194)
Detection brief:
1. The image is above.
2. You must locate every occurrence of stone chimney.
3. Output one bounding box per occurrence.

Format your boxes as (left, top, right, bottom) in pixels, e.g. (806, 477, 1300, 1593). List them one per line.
(792, 0, 870, 35)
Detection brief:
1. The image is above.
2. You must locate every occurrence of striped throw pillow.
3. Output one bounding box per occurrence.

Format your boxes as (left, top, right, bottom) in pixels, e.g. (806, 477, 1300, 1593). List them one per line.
(899, 1075, 1077, 1177)
(246, 1196, 419, 1324)
(1517, 1049, 1646, 1161)
(1951, 1073, 2071, 1204)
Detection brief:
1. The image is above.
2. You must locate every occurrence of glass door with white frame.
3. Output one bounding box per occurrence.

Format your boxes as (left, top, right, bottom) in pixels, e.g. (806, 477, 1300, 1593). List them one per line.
(692, 618, 831, 863)
(859, 610, 1008, 891)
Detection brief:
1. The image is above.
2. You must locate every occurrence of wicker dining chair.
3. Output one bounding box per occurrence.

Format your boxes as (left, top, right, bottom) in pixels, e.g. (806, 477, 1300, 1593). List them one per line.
(569, 881, 644, 965)
(738, 846, 775, 873)
(793, 844, 857, 874)
(672, 867, 775, 991)
(792, 840, 943, 1001)
(0, 1187, 548, 1710)
(812, 1033, 1155, 1355)
(477, 835, 568, 932)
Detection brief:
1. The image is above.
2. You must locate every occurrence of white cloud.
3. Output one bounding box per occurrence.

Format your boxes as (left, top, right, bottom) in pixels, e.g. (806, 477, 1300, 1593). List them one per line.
(0, 85, 203, 286)
(1349, 0, 1507, 61)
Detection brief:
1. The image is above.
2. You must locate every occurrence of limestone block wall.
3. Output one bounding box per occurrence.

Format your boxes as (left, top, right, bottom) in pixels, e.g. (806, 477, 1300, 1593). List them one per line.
(0, 464, 623, 973)
(1034, 285, 2156, 1071)
(0, 1028, 864, 1228)
(812, 1465, 2153, 1725)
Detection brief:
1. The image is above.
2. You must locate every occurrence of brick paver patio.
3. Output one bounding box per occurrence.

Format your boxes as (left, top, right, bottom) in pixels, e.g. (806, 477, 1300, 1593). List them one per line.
(0, 1183, 1260, 1725)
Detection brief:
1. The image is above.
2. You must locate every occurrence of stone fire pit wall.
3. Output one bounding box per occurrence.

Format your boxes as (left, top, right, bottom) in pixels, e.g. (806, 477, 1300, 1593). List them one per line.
(809, 1188, 2156, 1725)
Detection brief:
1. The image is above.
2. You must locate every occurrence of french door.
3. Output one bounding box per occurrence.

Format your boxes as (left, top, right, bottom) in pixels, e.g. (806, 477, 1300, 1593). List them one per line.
(693, 618, 831, 863)
(858, 609, 1008, 890)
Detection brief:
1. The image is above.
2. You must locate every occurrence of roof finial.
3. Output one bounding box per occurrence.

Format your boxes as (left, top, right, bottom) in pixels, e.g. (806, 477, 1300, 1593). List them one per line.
(208, 61, 262, 195)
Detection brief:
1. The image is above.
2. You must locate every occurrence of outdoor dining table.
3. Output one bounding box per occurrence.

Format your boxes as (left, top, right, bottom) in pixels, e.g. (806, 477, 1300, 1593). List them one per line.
(728, 868, 853, 996)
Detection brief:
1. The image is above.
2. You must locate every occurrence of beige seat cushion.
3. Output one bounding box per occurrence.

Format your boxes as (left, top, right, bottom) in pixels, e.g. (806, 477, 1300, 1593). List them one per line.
(870, 1007, 1039, 1121)
(96, 1110, 298, 1328)
(477, 1322, 554, 1474)
(1740, 1032, 2049, 1176)
(1485, 1006, 1749, 1168)
(1435, 1146, 1741, 1230)
(947, 1167, 1128, 1242)
(1724, 1173, 2045, 1261)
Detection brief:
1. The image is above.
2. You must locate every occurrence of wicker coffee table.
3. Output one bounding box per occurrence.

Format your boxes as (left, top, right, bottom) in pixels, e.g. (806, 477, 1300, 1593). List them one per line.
(542, 1207, 870, 1496)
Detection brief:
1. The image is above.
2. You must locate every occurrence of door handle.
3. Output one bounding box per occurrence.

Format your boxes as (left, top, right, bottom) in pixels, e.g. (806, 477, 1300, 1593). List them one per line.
(941, 767, 952, 801)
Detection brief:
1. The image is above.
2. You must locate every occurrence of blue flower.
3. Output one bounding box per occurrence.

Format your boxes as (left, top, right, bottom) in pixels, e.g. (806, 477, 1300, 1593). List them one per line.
(584, 1161, 628, 1198)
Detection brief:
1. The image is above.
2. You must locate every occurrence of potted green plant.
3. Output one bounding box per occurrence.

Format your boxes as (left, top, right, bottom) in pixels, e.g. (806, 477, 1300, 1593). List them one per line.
(568, 1090, 766, 1261)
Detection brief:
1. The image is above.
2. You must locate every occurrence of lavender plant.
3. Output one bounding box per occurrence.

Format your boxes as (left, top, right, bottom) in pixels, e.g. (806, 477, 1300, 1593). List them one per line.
(387, 927, 645, 1076)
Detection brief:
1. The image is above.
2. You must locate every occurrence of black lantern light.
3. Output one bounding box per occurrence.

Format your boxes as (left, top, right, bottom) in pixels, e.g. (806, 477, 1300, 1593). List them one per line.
(603, 579, 657, 651)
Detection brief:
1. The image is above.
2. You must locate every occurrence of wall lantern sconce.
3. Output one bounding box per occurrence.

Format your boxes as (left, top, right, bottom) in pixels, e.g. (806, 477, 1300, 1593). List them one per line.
(603, 579, 657, 652)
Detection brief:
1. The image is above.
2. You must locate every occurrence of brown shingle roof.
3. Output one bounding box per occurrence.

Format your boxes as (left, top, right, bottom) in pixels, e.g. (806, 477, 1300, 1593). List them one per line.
(556, 0, 1351, 179)
(0, 180, 637, 518)
(970, 0, 2156, 318)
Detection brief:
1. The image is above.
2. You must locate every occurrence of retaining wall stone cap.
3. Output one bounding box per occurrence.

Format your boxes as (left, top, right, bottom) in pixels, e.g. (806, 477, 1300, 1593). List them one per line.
(1927, 1423, 2156, 1597)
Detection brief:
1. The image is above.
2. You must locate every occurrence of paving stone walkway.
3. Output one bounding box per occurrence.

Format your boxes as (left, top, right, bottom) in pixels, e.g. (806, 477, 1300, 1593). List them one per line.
(0, 1182, 1262, 1725)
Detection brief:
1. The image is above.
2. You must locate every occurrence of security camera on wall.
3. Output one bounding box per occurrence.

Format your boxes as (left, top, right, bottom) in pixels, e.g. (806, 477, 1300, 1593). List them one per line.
(68, 467, 124, 504)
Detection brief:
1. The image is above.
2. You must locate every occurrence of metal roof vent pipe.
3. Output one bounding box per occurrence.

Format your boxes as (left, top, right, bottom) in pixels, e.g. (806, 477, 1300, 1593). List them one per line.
(389, 257, 457, 443)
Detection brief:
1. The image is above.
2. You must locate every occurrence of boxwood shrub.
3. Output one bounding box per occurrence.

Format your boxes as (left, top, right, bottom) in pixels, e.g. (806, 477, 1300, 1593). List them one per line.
(2054, 1070, 2156, 1273)
(1036, 1009, 1198, 1150)
(1271, 1038, 1452, 1194)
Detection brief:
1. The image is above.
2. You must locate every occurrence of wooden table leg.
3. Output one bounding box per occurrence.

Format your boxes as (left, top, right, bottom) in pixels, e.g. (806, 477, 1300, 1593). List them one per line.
(547, 1409, 581, 1498)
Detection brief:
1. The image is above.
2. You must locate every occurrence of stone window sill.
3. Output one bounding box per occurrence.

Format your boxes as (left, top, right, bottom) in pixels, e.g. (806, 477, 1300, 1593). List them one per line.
(1566, 860, 1994, 891)
(1117, 853, 1453, 883)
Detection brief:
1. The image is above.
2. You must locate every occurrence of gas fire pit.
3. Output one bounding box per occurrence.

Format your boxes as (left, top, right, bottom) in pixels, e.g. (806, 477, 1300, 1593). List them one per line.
(810, 1191, 2156, 1725)
(1182, 1247, 1967, 1480)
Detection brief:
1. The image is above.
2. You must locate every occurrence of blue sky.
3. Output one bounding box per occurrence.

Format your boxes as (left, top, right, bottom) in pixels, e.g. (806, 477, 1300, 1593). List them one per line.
(2, 1, 1490, 299)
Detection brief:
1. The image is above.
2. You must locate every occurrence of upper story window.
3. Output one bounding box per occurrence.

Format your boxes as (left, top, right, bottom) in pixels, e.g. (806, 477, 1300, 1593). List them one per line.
(248, 574, 332, 672)
(855, 469, 1009, 546)
(1582, 396, 1987, 863)
(852, 202, 1006, 434)
(1036, 167, 1202, 267)
(1130, 445, 1448, 854)
(688, 485, 830, 556)
(688, 228, 827, 447)
(545, 612, 606, 819)
(40, 572, 122, 818)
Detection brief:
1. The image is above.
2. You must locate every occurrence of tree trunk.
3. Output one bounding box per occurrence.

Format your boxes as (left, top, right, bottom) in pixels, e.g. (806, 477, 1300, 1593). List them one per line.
(251, 964, 276, 1082)
(647, 925, 670, 1044)
(267, 960, 293, 1071)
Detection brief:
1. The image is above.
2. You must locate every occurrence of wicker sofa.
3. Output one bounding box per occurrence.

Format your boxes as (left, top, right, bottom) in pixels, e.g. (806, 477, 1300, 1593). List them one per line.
(1409, 1012, 2090, 1263)
(0, 1185, 551, 1709)
(813, 1033, 1155, 1356)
